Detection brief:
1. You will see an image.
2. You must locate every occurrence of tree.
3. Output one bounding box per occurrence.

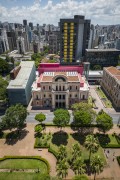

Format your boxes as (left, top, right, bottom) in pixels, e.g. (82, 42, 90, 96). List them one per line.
(71, 143, 81, 161)
(74, 110, 93, 126)
(90, 155, 104, 180)
(93, 65, 102, 70)
(2, 104, 27, 132)
(84, 135, 99, 162)
(0, 76, 8, 101)
(72, 102, 96, 121)
(53, 109, 70, 130)
(92, 98, 96, 107)
(34, 124, 43, 133)
(35, 113, 46, 124)
(57, 145, 67, 162)
(56, 159, 69, 178)
(0, 58, 9, 74)
(72, 157, 86, 175)
(96, 111, 113, 133)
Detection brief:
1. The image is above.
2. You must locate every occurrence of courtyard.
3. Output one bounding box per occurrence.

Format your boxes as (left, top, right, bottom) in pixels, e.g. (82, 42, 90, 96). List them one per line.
(0, 123, 120, 179)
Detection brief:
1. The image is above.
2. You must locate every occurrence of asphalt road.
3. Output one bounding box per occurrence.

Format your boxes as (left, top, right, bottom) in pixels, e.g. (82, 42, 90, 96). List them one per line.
(0, 111, 119, 124)
(25, 111, 120, 124)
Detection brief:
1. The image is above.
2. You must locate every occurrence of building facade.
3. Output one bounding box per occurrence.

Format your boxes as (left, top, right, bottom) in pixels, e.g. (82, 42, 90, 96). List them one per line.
(85, 49, 120, 68)
(32, 63, 89, 109)
(60, 15, 91, 64)
(7, 61, 36, 105)
(101, 66, 120, 110)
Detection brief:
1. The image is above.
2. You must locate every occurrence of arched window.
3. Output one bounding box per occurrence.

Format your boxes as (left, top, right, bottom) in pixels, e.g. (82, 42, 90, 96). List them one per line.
(55, 77, 66, 82)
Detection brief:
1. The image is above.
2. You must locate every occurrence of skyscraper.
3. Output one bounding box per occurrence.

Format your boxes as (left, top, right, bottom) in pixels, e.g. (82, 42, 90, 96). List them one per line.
(23, 19, 27, 26)
(29, 22, 33, 30)
(60, 15, 91, 64)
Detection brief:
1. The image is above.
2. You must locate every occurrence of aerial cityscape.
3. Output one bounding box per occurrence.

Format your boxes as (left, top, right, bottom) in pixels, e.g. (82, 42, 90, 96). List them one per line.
(0, 0, 120, 180)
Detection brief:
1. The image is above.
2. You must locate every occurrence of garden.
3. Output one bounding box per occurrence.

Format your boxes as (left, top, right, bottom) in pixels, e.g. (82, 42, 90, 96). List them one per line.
(96, 87, 112, 108)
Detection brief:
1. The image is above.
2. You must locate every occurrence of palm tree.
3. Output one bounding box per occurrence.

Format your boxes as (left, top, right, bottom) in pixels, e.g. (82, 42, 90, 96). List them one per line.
(56, 159, 69, 178)
(90, 155, 104, 180)
(84, 135, 99, 162)
(57, 145, 67, 162)
(72, 156, 86, 176)
(72, 143, 81, 161)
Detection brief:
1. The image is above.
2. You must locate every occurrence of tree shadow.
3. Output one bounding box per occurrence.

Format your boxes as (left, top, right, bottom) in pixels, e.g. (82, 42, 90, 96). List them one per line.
(5, 129, 29, 145)
(34, 132, 42, 138)
(71, 133, 86, 145)
(70, 124, 94, 135)
(95, 133, 110, 146)
(51, 131, 68, 146)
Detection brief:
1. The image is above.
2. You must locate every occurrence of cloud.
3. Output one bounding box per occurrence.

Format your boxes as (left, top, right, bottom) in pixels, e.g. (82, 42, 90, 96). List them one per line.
(0, 0, 120, 25)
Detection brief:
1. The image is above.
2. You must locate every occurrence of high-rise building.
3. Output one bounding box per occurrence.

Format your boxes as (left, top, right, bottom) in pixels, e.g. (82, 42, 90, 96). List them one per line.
(16, 36, 25, 54)
(60, 15, 91, 64)
(23, 19, 27, 26)
(0, 28, 9, 54)
(7, 31, 17, 51)
(29, 22, 33, 30)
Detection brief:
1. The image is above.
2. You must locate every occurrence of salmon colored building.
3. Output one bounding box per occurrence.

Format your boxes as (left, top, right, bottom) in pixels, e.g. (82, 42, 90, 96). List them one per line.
(32, 63, 89, 109)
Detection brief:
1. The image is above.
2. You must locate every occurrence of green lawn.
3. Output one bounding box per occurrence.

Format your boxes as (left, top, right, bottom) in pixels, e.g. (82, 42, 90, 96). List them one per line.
(0, 172, 50, 180)
(88, 96, 96, 108)
(0, 159, 47, 173)
(96, 88, 112, 108)
(35, 132, 106, 164)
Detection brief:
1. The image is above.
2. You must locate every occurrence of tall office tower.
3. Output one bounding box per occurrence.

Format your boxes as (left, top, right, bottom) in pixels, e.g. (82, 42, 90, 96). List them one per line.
(60, 15, 91, 64)
(17, 37, 25, 54)
(49, 31, 60, 54)
(88, 24, 94, 49)
(0, 28, 9, 54)
(23, 19, 27, 26)
(29, 22, 33, 30)
(7, 31, 17, 51)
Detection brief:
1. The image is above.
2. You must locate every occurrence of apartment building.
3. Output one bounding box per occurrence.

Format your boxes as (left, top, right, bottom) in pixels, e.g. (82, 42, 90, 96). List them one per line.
(60, 15, 90, 64)
(102, 66, 120, 110)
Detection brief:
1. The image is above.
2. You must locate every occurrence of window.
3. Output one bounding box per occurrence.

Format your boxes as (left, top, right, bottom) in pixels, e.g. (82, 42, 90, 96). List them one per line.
(59, 95, 61, 99)
(75, 94, 77, 98)
(56, 86, 58, 91)
(49, 94, 51, 98)
(70, 94, 72, 98)
(44, 94, 46, 97)
(63, 86, 65, 91)
(56, 95, 58, 99)
(70, 86, 72, 90)
(49, 86, 51, 90)
(76, 86, 77, 90)
(43, 86, 45, 90)
(59, 86, 61, 91)
(36, 95, 39, 100)
(63, 95, 65, 99)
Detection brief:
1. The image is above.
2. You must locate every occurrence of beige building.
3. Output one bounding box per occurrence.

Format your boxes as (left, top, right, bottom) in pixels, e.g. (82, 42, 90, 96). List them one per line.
(102, 66, 120, 110)
(32, 71, 89, 109)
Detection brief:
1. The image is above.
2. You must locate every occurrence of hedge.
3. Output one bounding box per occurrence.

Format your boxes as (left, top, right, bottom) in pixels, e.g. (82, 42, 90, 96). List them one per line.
(102, 144, 120, 148)
(45, 123, 100, 128)
(0, 156, 50, 174)
(34, 137, 50, 148)
(115, 135, 120, 144)
(48, 147, 58, 159)
(117, 156, 120, 166)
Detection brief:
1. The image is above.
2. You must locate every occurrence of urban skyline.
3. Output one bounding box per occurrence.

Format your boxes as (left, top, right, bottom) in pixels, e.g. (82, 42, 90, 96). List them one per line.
(0, 0, 120, 25)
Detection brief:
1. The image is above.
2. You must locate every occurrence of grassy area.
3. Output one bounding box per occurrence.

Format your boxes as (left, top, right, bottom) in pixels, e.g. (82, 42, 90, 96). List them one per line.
(95, 134, 119, 147)
(0, 159, 47, 173)
(0, 172, 50, 180)
(35, 132, 106, 164)
(88, 96, 96, 108)
(96, 87, 112, 108)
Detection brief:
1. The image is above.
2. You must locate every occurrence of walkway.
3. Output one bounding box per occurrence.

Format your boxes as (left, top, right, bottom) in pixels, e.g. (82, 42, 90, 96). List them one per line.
(0, 124, 57, 176)
(0, 124, 120, 179)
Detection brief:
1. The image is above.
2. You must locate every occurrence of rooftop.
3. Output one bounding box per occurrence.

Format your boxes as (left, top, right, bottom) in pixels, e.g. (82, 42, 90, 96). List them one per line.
(105, 66, 120, 82)
(7, 61, 35, 89)
(86, 49, 120, 52)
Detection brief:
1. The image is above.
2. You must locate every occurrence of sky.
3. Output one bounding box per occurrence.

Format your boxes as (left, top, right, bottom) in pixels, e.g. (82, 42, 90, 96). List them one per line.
(0, 0, 120, 26)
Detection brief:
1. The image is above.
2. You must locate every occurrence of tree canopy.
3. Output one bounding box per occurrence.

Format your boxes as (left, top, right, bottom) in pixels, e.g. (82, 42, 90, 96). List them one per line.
(53, 109, 70, 129)
(72, 102, 96, 126)
(35, 113, 46, 124)
(0, 76, 8, 101)
(0, 58, 9, 74)
(96, 111, 113, 133)
(2, 104, 27, 131)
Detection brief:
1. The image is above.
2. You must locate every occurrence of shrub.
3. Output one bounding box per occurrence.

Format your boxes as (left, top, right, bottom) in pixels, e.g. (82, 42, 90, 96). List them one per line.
(48, 147, 58, 159)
